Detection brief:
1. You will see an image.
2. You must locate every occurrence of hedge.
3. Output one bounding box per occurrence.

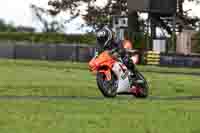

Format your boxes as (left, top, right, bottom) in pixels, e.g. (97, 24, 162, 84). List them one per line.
(0, 32, 96, 45)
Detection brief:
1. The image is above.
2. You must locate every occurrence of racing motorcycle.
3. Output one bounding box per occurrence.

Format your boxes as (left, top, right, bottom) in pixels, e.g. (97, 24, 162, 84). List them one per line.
(89, 49, 149, 98)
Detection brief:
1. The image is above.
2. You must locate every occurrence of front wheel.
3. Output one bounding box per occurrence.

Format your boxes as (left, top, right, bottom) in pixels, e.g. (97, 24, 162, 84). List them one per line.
(96, 72, 117, 98)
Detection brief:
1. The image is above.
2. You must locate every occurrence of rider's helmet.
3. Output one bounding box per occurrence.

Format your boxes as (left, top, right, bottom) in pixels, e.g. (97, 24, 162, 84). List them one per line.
(96, 26, 113, 49)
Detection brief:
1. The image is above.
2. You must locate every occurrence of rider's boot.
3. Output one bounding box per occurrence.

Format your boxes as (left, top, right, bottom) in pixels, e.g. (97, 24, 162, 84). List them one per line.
(130, 85, 143, 96)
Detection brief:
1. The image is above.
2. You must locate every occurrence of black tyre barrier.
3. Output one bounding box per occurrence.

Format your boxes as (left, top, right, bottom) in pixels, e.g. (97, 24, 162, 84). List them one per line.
(160, 55, 200, 67)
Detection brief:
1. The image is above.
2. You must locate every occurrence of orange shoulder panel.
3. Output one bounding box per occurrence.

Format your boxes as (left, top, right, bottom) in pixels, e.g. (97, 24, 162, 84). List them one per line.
(123, 40, 133, 49)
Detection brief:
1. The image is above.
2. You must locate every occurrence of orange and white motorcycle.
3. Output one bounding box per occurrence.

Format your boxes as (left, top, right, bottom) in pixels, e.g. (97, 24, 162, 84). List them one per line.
(89, 50, 149, 98)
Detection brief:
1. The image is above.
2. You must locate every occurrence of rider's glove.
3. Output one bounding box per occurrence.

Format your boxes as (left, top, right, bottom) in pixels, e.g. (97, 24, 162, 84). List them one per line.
(94, 51, 99, 58)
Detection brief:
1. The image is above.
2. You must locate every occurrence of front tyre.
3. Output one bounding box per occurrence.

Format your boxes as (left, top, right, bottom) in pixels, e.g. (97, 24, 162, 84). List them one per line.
(96, 72, 117, 98)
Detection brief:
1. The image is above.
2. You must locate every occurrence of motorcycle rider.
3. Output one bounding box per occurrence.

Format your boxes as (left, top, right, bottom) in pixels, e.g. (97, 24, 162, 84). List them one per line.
(95, 26, 136, 75)
(94, 26, 144, 95)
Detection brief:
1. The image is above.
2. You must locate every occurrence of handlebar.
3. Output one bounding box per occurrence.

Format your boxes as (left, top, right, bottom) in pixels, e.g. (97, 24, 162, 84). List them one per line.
(125, 49, 139, 55)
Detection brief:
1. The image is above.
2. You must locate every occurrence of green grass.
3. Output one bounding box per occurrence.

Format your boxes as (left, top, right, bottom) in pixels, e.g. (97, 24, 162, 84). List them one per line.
(0, 32, 96, 44)
(0, 59, 199, 96)
(0, 59, 200, 133)
(1, 100, 200, 133)
(138, 65, 200, 74)
(1, 59, 200, 73)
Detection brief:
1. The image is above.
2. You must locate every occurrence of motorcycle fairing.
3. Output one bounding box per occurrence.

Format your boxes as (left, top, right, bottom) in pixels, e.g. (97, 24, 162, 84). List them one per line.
(89, 51, 116, 81)
(112, 62, 131, 93)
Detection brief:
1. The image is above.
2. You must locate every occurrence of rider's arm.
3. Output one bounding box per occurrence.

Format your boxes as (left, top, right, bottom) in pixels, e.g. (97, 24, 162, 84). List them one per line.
(95, 42, 104, 57)
(116, 41, 126, 57)
(94, 49, 99, 57)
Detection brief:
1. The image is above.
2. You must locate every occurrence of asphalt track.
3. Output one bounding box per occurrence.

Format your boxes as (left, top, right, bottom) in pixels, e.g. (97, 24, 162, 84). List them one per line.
(0, 95, 200, 101)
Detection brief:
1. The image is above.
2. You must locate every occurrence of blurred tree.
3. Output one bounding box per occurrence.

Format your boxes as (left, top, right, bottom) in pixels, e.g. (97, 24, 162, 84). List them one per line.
(30, 4, 65, 33)
(47, 0, 200, 32)
(47, 0, 137, 31)
(0, 19, 17, 32)
(176, 0, 200, 31)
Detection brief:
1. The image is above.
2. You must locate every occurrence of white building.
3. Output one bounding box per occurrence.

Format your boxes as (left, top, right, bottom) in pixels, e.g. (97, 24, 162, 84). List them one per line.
(112, 15, 128, 41)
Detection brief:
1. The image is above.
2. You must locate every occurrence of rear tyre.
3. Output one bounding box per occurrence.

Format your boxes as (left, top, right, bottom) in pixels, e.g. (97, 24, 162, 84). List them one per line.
(134, 70, 149, 98)
(96, 72, 117, 98)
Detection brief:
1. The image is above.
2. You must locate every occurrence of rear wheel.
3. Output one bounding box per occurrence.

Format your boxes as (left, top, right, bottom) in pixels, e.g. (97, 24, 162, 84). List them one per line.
(134, 70, 149, 98)
(96, 72, 117, 98)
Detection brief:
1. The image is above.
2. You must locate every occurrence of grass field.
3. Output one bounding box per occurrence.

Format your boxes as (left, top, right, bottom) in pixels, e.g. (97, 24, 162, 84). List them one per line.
(0, 59, 200, 133)
(0, 59, 200, 97)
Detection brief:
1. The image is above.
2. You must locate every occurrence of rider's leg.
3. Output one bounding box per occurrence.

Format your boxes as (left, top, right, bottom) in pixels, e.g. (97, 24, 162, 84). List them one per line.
(123, 55, 135, 74)
(124, 56, 144, 84)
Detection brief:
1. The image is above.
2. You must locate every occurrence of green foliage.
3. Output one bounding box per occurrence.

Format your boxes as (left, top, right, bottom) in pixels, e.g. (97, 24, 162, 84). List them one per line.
(49, 0, 127, 29)
(191, 32, 200, 53)
(129, 32, 146, 49)
(0, 32, 96, 44)
(0, 19, 17, 32)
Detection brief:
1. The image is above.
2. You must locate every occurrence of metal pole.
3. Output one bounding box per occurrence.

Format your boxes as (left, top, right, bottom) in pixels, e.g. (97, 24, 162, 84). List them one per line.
(150, 13, 156, 50)
(172, 14, 176, 52)
(146, 15, 150, 50)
